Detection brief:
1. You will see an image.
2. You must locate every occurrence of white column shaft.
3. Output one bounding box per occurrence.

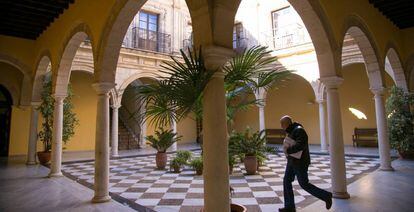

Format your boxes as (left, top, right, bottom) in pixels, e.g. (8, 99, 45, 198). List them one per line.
(92, 83, 113, 203)
(111, 106, 119, 157)
(258, 106, 266, 132)
(27, 105, 39, 165)
(326, 84, 349, 199)
(171, 120, 178, 151)
(318, 101, 328, 152)
(49, 96, 65, 177)
(373, 91, 393, 171)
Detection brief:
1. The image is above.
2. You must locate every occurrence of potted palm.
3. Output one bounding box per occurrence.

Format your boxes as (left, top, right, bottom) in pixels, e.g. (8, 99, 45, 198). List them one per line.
(230, 128, 275, 175)
(37, 80, 78, 165)
(386, 86, 414, 159)
(146, 128, 182, 169)
(190, 157, 203, 175)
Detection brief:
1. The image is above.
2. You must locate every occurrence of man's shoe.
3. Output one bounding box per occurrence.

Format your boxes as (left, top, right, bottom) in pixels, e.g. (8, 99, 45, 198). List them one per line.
(279, 208, 296, 212)
(325, 193, 333, 210)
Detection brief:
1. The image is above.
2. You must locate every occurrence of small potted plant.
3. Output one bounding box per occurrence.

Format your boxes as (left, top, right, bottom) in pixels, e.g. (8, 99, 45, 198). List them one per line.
(146, 128, 182, 169)
(386, 86, 414, 159)
(170, 156, 186, 173)
(230, 128, 275, 175)
(176, 150, 193, 164)
(190, 157, 203, 175)
(37, 80, 78, 165)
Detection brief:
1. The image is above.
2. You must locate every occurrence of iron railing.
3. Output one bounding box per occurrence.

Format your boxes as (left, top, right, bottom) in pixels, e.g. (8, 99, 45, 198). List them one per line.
(122, 27, 172, 53)
(233, 37, 249, 53)
(264, 23, 312, 50)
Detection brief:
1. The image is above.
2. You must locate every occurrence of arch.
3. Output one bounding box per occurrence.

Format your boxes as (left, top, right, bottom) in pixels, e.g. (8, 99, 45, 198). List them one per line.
(341, 16, 384, 90)
(54, 23, 94, 96)
(70, 65, 94, 75)
(32, 50, 52, 103)
(406, 54, 414, 92)
(385, 47, 408, 91)
(0, 53, 33, 105)
(117, 71, 159, 96)
(96, 0, 148, 84)
(287, 0, 339, 78)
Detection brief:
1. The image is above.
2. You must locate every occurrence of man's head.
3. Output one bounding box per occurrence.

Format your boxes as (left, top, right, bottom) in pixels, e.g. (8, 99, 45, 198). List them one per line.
(280, 115, 293, 130)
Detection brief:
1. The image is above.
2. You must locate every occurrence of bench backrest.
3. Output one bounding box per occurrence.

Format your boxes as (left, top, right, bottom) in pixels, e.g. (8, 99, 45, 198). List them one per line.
(265, 129, 286, 136)
(354, 128, 377, 137)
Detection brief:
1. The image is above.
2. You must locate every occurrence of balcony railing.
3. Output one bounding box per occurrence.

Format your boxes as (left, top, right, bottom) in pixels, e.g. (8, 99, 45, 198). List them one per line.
(122, 27, 172, 54)
(233, 37, 249, 53)
(264, 23, 312, 50)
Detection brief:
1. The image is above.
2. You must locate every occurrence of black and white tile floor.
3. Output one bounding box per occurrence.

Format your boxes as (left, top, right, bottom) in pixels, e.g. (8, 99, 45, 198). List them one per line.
(62, 151, 379, 212)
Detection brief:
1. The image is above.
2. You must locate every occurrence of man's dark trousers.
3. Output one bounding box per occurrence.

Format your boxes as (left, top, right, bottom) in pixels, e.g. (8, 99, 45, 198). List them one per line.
(283, 161, 331, 209)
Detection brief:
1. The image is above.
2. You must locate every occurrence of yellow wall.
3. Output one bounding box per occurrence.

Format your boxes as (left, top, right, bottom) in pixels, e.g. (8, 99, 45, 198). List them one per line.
(339, 63, 394, 145)
(64, 71, 97, 151)
(177, 115, 197, 144)
(233, 74, 320, 144)
(8, 106, 31, 155)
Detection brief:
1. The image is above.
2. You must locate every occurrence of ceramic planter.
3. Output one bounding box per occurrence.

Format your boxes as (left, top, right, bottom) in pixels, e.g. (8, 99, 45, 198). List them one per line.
(37, 151, 51, 165)
(156, 152, 167, 169)
(244, 155, 257, 175)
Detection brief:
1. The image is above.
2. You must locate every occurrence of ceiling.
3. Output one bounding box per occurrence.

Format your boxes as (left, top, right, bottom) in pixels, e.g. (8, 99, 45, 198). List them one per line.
(0, 0, 74, 40)
(369, 0, 414, 29)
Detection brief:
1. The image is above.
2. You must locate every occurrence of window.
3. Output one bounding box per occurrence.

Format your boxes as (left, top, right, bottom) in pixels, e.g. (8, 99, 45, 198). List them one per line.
(136, 11, 159, 51)
(271, 7, 294, 38)
(233, 23, 245, 49)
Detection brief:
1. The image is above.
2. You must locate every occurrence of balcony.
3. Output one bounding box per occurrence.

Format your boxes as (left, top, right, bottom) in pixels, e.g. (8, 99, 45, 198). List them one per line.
(233, 37, 249, 53)
(264, 23, 312, 51)
(122, 27, 172, 54)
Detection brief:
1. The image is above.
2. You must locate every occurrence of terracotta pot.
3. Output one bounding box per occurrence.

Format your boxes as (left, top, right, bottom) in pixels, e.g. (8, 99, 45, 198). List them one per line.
(172, 165, 181, 173)
(244, 155, 258, 175)
(398, 150, 414, 159)
(200, 203, 247, 212)
(156, 152, 167, 169)
(196, 168, 203, 175)
(37, 151, 51, 165)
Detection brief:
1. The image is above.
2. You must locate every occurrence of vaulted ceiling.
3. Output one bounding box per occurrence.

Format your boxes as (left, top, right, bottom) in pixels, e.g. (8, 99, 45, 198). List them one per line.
(0, 0, 74, 40)
(369, 0, 414, 29)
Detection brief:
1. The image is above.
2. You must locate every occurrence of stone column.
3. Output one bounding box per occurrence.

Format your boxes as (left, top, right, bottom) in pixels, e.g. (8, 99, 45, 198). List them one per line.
(111, 105, 120, 157)
(27, 102, 40, 165)
(371, 87, 393, 171)
(317, 99, 328, 152)
(91, 83, 115, 203)
(49, 95, 66, 177)
(320, 77, 350, 199)
(170, 120, 178, 151)
(258, 105, 266, 132)
(203, 46, 234, 212)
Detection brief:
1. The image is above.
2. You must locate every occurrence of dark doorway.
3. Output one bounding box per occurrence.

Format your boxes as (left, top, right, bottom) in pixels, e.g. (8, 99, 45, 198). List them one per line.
(0, 85, 12, 157)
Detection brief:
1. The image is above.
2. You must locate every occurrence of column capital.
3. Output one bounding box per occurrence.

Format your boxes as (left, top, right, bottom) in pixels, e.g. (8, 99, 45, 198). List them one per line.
(370, 87, 385, 96)
(53, 94, 67, 101)
(111, 104, 121, 109)
(316, 98, 325, 104)
(203, 45, 235, 71)
(31, 101, 42, 107)
(92, 82, 116, 95)
(319, 76, 344, 89)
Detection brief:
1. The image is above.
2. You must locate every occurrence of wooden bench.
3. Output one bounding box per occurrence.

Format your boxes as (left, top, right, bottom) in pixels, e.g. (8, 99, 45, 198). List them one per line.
(265, 129, 286, 144)
(352, 128, 378, 147)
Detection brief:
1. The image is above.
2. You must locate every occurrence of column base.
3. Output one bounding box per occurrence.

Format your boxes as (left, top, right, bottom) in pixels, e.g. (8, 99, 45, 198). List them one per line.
(26, 161, 37, 165)
(332, 191, 350, 199)
(379, 166, 394, 171)
(320, 149, 329, 153)
(92, 195, 111, 203)
(111, 154, 119, 158)
(48, 172, 63, 178)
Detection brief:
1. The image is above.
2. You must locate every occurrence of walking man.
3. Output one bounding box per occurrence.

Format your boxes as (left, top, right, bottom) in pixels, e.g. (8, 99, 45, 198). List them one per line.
(279, 115, 332, 212)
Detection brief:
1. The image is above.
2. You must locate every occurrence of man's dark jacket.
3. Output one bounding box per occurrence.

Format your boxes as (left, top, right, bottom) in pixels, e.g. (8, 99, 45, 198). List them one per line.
(285, 122, 311, 167)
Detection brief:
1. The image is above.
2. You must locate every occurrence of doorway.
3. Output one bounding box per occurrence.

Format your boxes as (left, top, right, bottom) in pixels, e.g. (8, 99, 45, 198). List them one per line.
(0, 85, 12, 157)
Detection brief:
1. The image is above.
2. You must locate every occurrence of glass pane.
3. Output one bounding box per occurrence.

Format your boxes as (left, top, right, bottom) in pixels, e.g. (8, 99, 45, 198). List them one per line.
(139, 12, 148, 21)
(149, 14, 158, 24)
(149, 23, 157, 31)
(139, 21, 147, 29)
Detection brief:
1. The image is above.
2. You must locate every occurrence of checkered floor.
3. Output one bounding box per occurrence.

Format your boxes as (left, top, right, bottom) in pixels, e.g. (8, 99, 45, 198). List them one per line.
(62, 151, 379, 212)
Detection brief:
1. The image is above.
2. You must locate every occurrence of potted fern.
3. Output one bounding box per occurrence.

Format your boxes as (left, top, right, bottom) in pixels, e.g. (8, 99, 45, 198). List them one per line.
(230, 128, 275, 175)
(190, 157, 203, 175)
(146, 128, 181, 169)
(37, 80, 78, 165)
(386, 86, 414, 159)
